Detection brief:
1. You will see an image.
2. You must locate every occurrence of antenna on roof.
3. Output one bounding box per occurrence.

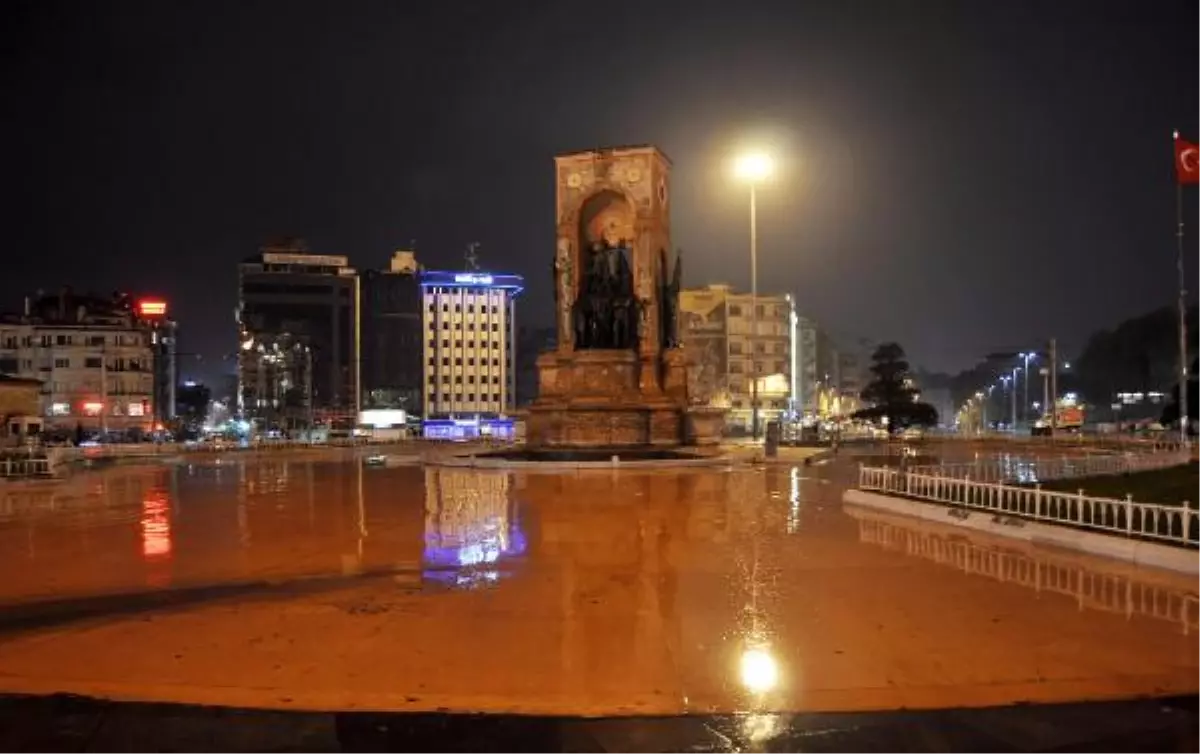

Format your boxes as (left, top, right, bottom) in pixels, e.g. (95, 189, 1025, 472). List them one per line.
(464, 242, 481, 271)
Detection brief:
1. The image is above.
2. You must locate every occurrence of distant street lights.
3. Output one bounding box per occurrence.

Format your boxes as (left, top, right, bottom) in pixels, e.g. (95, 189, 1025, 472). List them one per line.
(735, 151, 774, 440)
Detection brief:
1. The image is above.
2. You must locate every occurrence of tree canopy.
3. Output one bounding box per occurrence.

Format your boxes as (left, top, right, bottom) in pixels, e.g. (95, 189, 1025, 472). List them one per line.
(852, 342, 939, 432)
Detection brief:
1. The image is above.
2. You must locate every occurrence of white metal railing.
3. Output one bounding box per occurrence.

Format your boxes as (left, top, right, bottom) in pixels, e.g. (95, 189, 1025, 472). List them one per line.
(858, 465, 1198, 548)
(908, 450, 1192, 484)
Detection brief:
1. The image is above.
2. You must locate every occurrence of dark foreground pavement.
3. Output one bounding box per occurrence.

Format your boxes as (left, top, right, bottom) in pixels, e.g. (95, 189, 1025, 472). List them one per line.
(0, 693, 1194, 752)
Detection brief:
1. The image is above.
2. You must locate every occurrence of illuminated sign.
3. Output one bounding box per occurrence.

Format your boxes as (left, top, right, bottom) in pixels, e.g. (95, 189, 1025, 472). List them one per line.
(419, 270, 524, 291)
(261, 252, 349, 268)
(358, 409, 407, 428)
(454, 273, 494, 285)
(138, 300, 167, 317)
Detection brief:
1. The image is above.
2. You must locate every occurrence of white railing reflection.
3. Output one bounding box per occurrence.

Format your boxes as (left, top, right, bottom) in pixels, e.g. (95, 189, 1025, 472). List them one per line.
(851, 510, 1198, 635)
(908, 450, 1190, 484)
(857, 463, 1197, 547)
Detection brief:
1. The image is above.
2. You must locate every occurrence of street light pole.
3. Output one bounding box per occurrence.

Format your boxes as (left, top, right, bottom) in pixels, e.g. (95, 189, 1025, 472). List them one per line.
(1010, 368, 1018, 431)
(735, 151, 772, 441)
(1021, 353, 1032, 429)
(749, 182, 759, 440)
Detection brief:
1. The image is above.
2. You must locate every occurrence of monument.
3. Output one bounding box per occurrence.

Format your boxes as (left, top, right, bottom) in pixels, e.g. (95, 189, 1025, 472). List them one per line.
(526, 145, 724, 448)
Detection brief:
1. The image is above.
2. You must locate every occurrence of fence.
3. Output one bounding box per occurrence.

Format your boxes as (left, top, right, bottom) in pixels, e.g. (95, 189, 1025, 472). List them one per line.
(908, 450, 1193, 484)
(858, 465, 1198, 548)
(0, 454, 53, 479)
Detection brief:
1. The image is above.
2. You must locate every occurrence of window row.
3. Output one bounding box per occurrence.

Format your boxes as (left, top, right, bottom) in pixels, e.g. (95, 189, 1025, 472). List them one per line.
(427, 339, 508, 351)
(428, 303, 502, 314)
(429, 393, 503, 403)
(428, 356, 504, 367)
(433, 321, 501, 332)
(429, 375, 504, 385)
(0, 333, 145, 348)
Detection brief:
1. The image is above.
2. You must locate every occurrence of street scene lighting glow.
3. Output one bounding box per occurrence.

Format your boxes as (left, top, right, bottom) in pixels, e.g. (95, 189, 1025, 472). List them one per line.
(735, 152, 773, 182)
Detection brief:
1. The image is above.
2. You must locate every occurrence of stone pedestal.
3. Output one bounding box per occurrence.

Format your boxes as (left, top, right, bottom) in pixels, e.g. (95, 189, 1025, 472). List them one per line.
(527, 349, 689, 448)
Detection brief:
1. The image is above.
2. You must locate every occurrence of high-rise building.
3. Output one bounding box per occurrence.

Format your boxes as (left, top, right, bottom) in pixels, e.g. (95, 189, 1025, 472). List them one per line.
(679, 284, 795, 432)
(237, 238, 359, 430)
(420, 269, 522, 438)
(0, 290, 162, 435)
(795, 316, 841, 419)
(360, 250, 423, 413)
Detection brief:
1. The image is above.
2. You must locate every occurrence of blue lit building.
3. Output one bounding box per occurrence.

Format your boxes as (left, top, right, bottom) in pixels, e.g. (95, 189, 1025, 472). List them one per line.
(420, 270, 523, 439)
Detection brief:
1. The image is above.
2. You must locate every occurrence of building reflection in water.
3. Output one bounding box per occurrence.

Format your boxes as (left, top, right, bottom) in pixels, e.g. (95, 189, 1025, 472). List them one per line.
(422, 468, 526, 590)
(849, 507, 1199, 634)
(140, 490, 172, 560)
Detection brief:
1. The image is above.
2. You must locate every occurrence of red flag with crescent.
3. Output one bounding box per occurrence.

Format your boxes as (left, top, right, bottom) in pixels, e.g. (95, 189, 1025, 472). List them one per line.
(1176, 133, 1199, 185)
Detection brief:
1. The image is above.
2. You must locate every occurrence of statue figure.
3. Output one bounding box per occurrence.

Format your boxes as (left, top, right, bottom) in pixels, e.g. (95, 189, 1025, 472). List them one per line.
(555, 238, 574, 342)
(664, 248, 683, 348)
(572, 238, 638, 350)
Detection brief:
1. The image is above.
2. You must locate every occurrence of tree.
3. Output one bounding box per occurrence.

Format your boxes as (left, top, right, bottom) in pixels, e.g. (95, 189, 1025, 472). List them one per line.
(852, 342, 939, 433)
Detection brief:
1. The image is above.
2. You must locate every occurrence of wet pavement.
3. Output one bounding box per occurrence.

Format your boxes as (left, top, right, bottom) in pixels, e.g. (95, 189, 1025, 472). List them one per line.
(0, 451, 1194, 724)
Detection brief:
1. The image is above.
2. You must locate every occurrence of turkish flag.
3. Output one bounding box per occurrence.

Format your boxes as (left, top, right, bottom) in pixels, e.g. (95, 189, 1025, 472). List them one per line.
(1176, 134, 1198, 184)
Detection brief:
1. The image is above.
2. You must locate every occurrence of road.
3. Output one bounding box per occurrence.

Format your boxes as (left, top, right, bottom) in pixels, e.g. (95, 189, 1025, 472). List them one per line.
(0, 450, 1193, 716)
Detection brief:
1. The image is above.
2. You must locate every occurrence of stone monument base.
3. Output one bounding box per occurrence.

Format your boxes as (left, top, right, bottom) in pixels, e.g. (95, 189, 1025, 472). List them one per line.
(526, 349, 698, 448)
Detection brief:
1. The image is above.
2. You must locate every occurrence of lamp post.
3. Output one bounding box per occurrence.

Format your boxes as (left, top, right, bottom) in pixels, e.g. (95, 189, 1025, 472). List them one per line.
(1021, 352, 1035, 429)
(735, 152, 773, 440)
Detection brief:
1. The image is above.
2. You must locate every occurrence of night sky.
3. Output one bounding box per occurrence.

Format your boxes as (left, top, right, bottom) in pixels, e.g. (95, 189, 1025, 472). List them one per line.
(3, 0, 1197, 385)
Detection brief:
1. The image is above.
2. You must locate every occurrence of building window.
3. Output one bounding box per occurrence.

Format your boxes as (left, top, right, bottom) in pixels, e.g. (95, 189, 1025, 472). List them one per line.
(455, 376, 463, 384)
(84, 357, 102, 368)
(455, 304, 462, 313)
(730, 342, 743, 355)
(729, 305, 742, 317)
(730, 363, 743, 374)
(774, 342, 785, 354)
(50, 402, 70, 416)
(442, 376, 450, 384)
(754, 362, 763, 373)
(491, 323, 499, 332)
(442, 304, 449, 312)
(467, 393, 475, 401)
(441, 357, 449, 366)
(442, 322, 449, 330)
(53, 357, 69, 368)
(40, 335, 52, 347)
(467, 358, 475, 366)
(127, 402, 145, 417)
(56, 335, 70, 346)
(493, 392, 501, 401)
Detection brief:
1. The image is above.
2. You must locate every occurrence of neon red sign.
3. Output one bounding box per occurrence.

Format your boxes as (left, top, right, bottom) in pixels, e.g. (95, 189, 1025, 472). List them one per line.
(138, 300, 167, 317)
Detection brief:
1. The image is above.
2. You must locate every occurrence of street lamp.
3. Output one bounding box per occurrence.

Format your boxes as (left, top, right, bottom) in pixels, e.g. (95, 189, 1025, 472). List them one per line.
(735, 151, 774, 439)
(1020, 352, 1035, 428)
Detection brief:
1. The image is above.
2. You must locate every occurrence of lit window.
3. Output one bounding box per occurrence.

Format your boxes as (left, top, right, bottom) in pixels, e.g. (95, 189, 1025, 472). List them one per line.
(50, 402, 70, 416)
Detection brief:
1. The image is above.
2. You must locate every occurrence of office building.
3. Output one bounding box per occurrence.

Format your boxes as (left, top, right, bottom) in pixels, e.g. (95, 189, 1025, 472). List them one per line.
(237, 238, 359, 430)
(679, 284, 795, 432)
(0, 290, 161, 435)
(420, 269, 522, 438)
(360, 250, 424, 413)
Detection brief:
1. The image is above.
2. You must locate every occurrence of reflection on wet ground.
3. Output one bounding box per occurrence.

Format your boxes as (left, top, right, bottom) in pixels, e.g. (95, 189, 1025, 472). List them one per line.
(0, 453, 1193, 716)
(847, 506, 1199, 634)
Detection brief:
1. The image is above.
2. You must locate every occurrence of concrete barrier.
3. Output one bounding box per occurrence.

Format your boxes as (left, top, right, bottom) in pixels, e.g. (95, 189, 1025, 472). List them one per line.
(843, 488, 1198, 576)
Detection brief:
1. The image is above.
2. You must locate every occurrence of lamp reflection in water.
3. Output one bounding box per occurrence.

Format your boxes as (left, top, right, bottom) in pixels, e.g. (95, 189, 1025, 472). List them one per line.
(739, 645, 779, 693)
(422, 468, 526, 590)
